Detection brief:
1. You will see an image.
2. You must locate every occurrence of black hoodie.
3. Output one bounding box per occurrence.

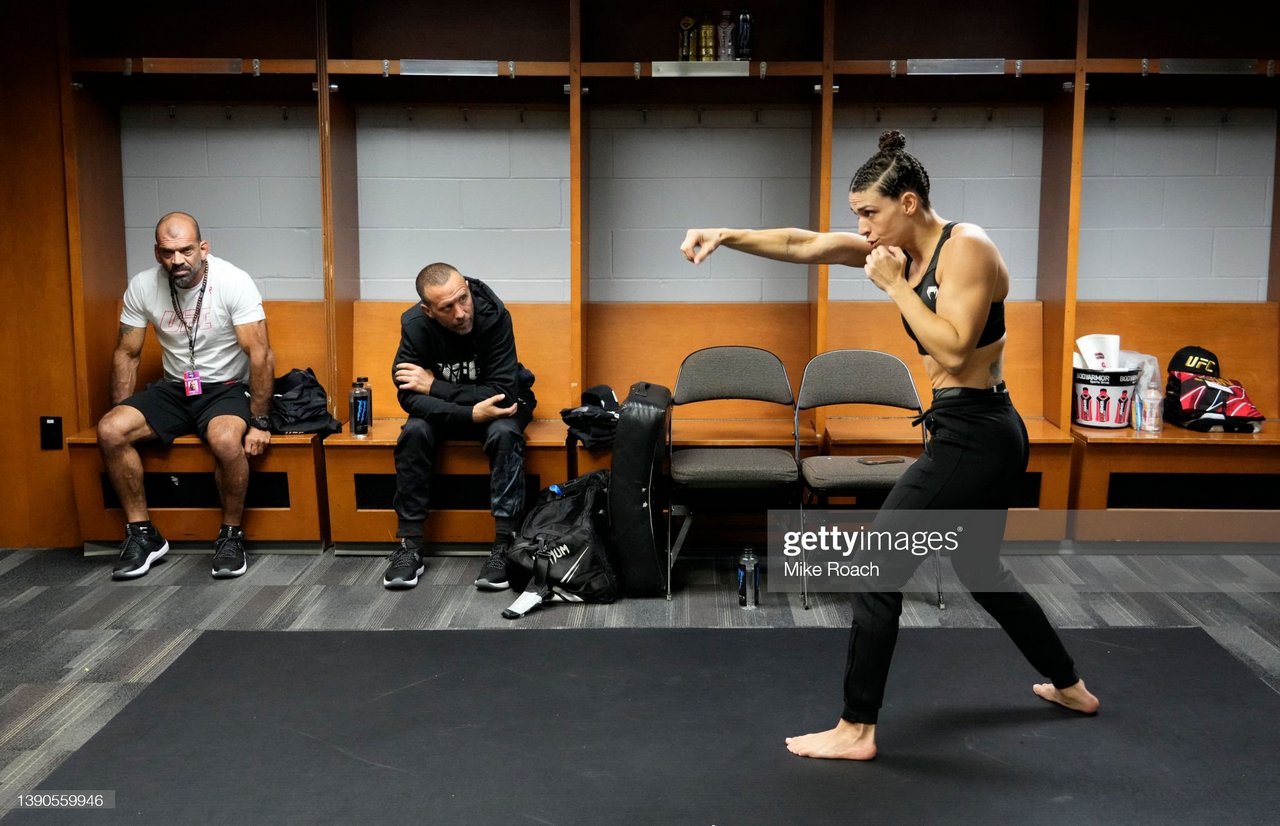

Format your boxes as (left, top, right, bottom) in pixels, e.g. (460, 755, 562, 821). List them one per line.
(393, 277, 534, 427)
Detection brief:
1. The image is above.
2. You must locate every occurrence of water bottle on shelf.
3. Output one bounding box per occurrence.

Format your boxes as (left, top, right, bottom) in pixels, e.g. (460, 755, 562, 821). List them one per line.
(698, 16, 716, 61)
(1139, 382, 1164, 433)
(735, 9, 753, 60)
(349, 381, 371, 438)
(716, 10, 736, 62)
(737, 548, 760, 609)
(678, 13, 696, 61)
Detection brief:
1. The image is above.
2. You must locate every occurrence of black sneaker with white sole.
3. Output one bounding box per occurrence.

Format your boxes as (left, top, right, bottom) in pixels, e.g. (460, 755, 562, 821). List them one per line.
(211, 526, 249, 579)
(474, 541, 511, 591)
(383, 538, 425, 590)
(112, 524, 169, 580)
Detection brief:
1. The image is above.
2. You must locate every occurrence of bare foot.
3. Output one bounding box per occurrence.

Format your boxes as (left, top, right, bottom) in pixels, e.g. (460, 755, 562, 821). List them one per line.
(1033, 678, 1100, 714)
(785, 719, 877, 760)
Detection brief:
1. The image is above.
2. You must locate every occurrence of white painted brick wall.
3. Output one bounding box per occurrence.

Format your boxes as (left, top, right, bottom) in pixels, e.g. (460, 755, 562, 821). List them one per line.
(121, 105, 323, 300)
(357, 107, 570, 302)
(589, 107, 812, 302)
(830, 109, 1045, 302)
(1079, 107, 1276, 301)
(120, 103, 1276, 307)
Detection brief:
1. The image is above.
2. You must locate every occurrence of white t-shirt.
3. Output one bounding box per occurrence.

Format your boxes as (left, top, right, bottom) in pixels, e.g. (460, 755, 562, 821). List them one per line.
(120, 254, 266, 383)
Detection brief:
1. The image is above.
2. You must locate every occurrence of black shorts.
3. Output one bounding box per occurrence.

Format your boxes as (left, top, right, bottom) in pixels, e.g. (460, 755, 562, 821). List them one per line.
(121, 380, 251, 445)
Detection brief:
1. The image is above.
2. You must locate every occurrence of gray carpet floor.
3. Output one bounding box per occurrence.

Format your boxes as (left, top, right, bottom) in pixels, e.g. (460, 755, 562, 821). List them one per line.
(2, 546, 1279, 819)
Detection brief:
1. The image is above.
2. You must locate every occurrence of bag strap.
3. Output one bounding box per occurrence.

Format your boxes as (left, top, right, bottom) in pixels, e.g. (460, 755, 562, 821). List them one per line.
(501, 536, 556, 619)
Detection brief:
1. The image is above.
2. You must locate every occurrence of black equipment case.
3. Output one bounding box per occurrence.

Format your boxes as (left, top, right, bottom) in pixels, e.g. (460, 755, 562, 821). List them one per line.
(607, 381, 672, 596)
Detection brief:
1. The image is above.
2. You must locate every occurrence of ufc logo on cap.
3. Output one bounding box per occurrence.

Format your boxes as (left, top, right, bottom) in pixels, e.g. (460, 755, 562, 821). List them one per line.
(1185, 356, 1217, 372)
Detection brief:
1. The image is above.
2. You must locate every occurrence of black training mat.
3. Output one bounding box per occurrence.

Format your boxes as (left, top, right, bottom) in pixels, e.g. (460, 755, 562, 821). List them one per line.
(11, 628, 1279, 825)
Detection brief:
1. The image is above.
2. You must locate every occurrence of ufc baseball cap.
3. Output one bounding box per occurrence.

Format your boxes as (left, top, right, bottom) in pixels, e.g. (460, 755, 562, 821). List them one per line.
(1168, 345, 1220, 377)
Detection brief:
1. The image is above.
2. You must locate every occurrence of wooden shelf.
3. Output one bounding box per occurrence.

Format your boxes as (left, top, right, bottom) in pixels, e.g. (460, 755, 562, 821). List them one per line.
(1072, 425, 1280, 447)
(71, 57, 317, 76)
(833, 59, 1075, 76)
(1084, 58, 1278, 75)
(328, 59, 570, 77)
(582, 61, 821, 79)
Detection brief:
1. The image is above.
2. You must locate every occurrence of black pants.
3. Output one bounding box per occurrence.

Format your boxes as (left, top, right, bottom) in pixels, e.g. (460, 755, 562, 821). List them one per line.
(393, 410, 531, 538)
(841, 390, 1080, 724)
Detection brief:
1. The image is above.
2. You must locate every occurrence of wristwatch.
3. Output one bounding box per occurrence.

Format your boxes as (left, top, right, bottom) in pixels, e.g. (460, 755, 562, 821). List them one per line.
(249, 415, 271, 431)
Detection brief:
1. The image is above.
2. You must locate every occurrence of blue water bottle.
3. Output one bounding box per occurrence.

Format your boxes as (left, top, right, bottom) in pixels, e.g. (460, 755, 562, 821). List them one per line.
(350, 382, 371, 438)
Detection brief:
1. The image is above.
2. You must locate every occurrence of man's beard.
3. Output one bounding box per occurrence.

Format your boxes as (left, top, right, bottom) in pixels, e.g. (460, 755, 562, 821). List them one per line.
(168, 260, 204, 289)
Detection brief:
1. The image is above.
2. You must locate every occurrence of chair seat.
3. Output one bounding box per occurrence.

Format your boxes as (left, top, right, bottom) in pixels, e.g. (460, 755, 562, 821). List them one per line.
(800, 455, 915, 491)
(671, 447, 798, 488)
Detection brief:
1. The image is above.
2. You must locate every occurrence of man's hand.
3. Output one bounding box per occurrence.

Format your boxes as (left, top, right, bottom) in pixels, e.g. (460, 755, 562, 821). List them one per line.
(680, 228, 723, 264)
(865, 245, 910, 297)
(395, 362, 434, 394)
(243, 427, 271, 457)
(472, 394, 517, 423)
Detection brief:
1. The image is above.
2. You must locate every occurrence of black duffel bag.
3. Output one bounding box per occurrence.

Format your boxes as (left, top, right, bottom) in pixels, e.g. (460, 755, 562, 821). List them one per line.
(502, 470, 619, 619)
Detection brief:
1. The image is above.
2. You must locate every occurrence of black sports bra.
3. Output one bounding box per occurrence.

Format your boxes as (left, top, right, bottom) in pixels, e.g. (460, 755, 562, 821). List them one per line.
(900, 222, 1006, 356)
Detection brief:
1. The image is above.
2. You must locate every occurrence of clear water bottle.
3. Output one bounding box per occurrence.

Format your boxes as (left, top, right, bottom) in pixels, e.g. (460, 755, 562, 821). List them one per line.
(1139, 382, 1163, 433)
(716, 10, 736, 61)
(349, 381, 371, 438)
(738, 548, 759, 609)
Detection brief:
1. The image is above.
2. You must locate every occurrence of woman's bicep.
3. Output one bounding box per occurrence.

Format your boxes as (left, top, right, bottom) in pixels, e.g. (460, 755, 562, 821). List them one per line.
(934, 238, 998, 348)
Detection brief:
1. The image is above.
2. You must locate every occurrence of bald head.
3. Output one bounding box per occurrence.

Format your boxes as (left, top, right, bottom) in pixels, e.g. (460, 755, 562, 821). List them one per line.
(415, 262, 461, 301)
(155, 211, 202, 243)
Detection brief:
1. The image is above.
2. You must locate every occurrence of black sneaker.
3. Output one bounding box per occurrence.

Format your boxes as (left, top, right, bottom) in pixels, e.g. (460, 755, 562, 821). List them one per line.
(112, 524, 169, 580)
(212, 526, 249, 579)
(383, 538, 425, 590)
(474, 541, 511, 591)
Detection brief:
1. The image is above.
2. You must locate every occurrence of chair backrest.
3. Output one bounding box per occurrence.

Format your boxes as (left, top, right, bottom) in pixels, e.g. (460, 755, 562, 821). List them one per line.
(796, 349, 922, 412)
(673, 346, 794, 406)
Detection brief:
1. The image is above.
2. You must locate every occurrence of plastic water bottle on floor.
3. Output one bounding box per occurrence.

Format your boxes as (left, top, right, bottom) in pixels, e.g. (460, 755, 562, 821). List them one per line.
(738, 548, 759, 609)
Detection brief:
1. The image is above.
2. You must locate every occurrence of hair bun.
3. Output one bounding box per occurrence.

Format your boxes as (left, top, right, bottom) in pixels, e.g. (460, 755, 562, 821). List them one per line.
(878, 129, 907, 153)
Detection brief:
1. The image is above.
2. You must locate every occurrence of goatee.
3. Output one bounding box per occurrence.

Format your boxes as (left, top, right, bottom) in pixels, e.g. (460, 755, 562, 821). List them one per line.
(170, 262, 204, 289)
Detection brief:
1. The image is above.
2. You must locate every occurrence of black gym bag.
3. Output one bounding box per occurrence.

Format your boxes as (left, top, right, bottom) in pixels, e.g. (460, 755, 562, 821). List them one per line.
(503, 470, 619, 619)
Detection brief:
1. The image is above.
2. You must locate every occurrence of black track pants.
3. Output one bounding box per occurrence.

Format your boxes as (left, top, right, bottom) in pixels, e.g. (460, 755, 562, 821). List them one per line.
(841, 391, 1080, 725)
(393, 410, 531, 538)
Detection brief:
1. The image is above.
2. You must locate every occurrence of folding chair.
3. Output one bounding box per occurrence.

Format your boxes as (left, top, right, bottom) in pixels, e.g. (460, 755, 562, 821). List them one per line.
(793, 349, 943, 609)
(666, 346, 799, 599)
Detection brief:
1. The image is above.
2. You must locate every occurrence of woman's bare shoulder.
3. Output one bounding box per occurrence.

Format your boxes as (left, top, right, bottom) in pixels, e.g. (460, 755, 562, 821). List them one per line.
(944, 224, 999, 261)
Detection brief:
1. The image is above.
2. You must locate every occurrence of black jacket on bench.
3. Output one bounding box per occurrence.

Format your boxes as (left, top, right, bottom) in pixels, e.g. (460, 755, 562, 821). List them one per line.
(393, 277, 534, 427)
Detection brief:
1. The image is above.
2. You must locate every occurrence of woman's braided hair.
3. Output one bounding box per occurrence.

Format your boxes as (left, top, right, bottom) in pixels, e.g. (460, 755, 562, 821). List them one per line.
(849, 129, 931, 210)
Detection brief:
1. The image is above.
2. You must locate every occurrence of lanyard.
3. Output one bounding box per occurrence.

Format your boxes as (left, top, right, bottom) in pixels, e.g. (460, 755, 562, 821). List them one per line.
(169, 259, 208, 371)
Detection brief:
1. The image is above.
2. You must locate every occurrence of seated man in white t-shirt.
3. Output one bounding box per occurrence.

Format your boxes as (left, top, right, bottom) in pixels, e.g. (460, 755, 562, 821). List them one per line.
(96, 212, 276, 581)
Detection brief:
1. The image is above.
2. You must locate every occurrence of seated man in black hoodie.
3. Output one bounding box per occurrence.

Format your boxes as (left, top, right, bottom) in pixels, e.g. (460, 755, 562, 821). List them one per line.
(384, 262, 536, 591)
